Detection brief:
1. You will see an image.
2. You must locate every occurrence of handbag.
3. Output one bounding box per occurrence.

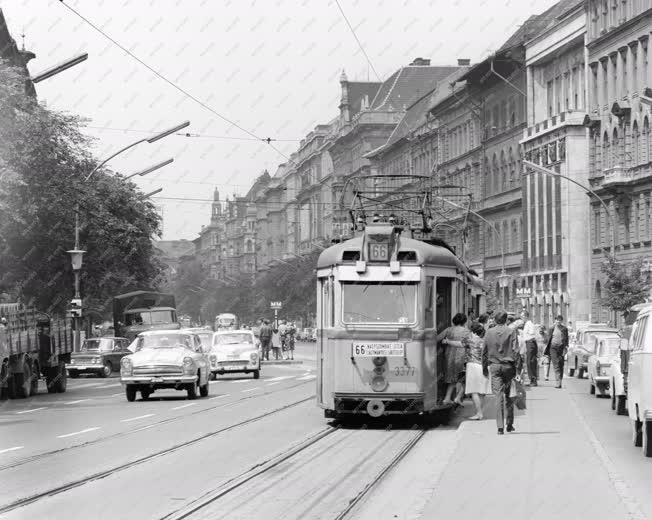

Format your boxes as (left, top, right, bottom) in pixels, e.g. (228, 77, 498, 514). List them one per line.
(510, 379, 527, 410)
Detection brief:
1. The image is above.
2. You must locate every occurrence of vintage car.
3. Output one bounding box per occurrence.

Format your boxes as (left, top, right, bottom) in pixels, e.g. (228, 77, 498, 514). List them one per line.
(627, 303, 652, 456)
(67, 337, 131, 378)
(120, 330, 210, 401)
(587, 336, 622, 397)
(209, 329, 260, 379)
(567, 323, 619, 378)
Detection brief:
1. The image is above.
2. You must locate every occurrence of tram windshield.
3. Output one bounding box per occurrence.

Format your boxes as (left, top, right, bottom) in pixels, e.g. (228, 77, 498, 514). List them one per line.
(342, 282, 417, 324)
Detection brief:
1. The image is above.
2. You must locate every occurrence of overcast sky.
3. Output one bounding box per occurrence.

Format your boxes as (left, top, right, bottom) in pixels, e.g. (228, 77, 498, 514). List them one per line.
(2, 0, 559, 240)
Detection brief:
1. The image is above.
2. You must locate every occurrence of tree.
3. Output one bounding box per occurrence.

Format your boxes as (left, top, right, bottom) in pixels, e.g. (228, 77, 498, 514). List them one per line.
(0, 60, 163, 316)
(600, 255, 652, 315)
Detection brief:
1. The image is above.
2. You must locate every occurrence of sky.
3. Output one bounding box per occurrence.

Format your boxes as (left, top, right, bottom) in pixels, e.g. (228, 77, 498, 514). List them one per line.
(1, 0, 560, 240)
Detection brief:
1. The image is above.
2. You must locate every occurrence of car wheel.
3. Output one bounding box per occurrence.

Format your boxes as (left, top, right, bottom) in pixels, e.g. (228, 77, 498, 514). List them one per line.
(644, 421, 652, 457)
(611, 387, 616, 410)
(69, 370, 79, 379)
(568, 364, 575, 377)
(632, 419, 643, 447)
(0, 362, 8, 400)
(577, 367, 585, 379)
(253, 370, 260, 380)
(187, 379, 199, 399)
(126, 385, 137, 402)
(589, 381, 595, 395)
(200, 380, 209, 398)
(56, 363, 67, 393)
(617, 396, 627, 416)
(101, 361, 112, 378)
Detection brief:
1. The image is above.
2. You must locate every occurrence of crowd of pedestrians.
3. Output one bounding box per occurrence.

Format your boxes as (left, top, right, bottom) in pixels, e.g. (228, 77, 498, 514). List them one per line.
(253, 318, 297, 361)
(438, 309, 570, 434)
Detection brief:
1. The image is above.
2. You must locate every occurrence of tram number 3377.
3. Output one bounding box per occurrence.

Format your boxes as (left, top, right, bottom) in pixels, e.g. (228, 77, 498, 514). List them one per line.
(394, 366, 416, 377)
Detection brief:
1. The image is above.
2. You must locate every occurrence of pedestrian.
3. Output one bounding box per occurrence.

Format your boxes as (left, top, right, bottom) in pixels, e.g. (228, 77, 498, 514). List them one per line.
(286, 321, 296, 360)
(467, 309, 476, 325)
(543, 315, 569, 389)
(482, 310, 523, 434)
(520, 310, 539, 386)
(271, 321, 281, 360)
(437, 312, 471, 406)
(477, 313, 489, 331)
(259, 319, 273, 361)
(464, 322, 491, 419)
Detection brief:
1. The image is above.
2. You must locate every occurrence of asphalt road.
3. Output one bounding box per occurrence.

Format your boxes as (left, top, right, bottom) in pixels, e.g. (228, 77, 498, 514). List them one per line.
(1, 345, 652, 520)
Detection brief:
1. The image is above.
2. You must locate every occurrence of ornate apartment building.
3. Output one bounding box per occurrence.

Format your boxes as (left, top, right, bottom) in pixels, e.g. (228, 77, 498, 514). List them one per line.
(586, 0, 652, 323)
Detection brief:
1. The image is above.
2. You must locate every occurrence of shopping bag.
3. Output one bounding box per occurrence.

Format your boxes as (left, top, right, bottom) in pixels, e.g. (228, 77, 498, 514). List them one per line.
(513, 379, 527, 410)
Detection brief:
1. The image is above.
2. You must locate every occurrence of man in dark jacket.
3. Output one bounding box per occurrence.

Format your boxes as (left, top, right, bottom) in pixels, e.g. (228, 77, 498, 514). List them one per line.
(544, 315, 569, 388)
(483, 310, 523, 435)
(259, 319, 274, 361)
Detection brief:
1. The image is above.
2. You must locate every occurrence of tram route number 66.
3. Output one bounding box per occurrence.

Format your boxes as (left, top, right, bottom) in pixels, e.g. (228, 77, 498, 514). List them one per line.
(368, 243, 388, 261)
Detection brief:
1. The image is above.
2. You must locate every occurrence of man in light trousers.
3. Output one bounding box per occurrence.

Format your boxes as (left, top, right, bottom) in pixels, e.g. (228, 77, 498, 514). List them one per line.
(520, 310, 538, 386)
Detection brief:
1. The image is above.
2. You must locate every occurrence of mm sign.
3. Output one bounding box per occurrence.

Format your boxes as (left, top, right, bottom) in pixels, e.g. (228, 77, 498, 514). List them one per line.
(270, 301, 283, 310)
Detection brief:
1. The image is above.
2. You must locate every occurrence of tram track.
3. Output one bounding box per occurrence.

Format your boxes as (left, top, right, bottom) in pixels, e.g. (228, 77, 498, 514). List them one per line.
(0, 395, 315, 516)
(158, 425, 428, 520)
(0, 378, 314, 472)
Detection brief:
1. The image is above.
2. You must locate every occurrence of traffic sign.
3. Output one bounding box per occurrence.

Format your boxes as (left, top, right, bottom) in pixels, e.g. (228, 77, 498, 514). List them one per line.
(270, 301, 283, 309)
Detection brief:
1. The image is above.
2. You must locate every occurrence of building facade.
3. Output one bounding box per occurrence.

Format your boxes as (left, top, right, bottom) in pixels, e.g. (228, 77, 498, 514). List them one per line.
(586, 1, 652, 324)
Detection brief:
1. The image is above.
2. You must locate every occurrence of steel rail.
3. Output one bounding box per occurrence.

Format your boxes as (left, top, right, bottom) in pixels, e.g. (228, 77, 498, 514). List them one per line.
(0, 396, 315, 515)
(333, 429, 427, 519)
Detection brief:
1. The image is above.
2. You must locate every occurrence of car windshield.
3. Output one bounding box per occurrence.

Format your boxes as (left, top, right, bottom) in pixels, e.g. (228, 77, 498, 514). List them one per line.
(135, 334, 193, 351)
(196, 333, 213, 347)
(81, 338, 114, 352)
(586, 331, 619, 351)
(125, 310, 175, 326)
(213, 333, 253, 346)
(599, 339, 621, 357)
(342, 282, 417, 324)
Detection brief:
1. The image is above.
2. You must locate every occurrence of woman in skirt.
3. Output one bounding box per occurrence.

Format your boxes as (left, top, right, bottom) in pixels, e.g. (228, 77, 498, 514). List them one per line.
(464, 322, 491, 419)
(438, 313, 471, 406)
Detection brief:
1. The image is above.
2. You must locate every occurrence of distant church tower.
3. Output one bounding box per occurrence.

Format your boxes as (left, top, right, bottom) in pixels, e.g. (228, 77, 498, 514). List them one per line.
(211, 188, 221, 224)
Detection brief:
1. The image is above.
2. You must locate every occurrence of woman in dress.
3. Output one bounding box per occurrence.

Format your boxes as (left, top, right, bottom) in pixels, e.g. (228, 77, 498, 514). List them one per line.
(463, 322, 490, 419)
(438, 313, 471, 406)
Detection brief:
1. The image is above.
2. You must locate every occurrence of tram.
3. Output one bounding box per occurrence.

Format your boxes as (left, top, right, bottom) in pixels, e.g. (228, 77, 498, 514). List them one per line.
(316, 223, 485, 420)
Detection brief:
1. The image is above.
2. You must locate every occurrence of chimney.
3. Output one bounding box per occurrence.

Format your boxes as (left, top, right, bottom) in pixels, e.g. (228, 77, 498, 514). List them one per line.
(409, 57, 431, 66)
(457, 58, 471, 66)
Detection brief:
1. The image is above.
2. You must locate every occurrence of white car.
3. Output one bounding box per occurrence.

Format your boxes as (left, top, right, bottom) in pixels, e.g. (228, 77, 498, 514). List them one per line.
(627, 303, 652, 456)
(209, 329, 260, 379)
(587, 337, 621, 398)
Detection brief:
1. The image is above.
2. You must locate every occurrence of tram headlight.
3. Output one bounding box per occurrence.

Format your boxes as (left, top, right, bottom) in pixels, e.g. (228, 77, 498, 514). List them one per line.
(371, 375, 389, 392)
(372, 356, 386, 367)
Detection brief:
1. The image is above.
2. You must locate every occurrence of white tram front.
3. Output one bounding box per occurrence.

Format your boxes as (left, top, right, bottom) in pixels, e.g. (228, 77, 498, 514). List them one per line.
(316, 223, 484, 420)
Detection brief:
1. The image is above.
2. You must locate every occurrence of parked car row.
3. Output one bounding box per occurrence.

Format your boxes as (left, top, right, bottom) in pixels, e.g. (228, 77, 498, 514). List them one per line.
(570, 305, 652, 457)
(296, 328, 317, 342)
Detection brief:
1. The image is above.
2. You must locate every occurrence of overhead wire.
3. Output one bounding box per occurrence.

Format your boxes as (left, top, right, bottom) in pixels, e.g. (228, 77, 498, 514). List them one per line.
(83, 125, 301, 142)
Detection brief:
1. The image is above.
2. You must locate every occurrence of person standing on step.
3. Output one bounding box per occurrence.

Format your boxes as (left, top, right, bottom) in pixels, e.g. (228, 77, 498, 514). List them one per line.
(520, 310, 538, 386)
(544, 315, 569, 389)
(482, 310, 523, 435)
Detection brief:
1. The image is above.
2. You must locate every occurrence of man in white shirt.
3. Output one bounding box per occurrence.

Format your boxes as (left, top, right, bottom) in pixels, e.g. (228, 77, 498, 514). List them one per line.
(520, 310, 539, 386)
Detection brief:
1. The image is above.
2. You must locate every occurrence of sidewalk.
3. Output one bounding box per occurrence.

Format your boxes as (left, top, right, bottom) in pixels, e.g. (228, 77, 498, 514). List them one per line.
(419, 383, 644, 520)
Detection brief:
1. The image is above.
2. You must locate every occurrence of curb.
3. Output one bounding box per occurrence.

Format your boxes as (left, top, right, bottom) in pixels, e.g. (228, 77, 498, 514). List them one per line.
(261, 360, 304, 365)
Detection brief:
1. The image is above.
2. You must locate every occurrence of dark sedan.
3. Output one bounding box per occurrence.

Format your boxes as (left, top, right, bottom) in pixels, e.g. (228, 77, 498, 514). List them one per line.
(67, 337, 131, 378)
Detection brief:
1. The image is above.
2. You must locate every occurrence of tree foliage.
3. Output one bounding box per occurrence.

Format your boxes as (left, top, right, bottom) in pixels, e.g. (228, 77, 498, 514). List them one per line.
(600, 255, 652, 313)
(0, 60, 164, 317)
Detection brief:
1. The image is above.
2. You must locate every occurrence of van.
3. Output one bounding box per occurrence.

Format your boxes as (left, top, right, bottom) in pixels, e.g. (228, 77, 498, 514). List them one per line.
(627, 303, 652, 456)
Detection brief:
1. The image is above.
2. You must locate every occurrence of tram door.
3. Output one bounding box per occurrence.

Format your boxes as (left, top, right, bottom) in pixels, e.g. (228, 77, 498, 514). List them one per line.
(317, 277, 332, 406)
(435, 277, 454, 332)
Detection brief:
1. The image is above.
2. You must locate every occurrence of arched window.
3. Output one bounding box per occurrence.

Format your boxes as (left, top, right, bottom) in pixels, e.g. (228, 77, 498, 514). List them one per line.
(492, 153, 498, 195)
(595, 280, 603, 322)
(499, 150, 506, 192)
(644, 117, 650, 164)
(507, 148, 514, 188)
(603, 131, 610, 170)
(612, 127, 620, 166)
(632, 121, 640, 166)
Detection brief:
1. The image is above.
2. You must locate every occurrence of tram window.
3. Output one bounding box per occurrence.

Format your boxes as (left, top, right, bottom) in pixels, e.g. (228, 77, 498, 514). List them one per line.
(342, 282, 417, 324)
(425, 277, 435, 329)
(436, 277, 453, 332)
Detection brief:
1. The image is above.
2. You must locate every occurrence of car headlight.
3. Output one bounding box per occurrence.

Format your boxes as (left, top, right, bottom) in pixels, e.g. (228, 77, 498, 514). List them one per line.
(600, 364, 610, 376)
(70, 359, 76, 364)
(183, 357, 195, 375)
(250, 352, 258, 363)
(121, 358, 132, 376)
(210, 355, 217, 367)
(93, 357, 100, 364)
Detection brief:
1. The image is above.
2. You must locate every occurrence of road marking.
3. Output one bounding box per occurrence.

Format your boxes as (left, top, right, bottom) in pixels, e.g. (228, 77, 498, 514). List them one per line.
(0, 446, 23, 455)
(109, 392, 124, 397)
(266, 382, 281, 386)
(16, 407, 47, 414)
(265, 376, 294, 382)
(72, 383, 105, 389)
(132, 423, 157, 433)
(242, 387, 260, 393)
(121, 414, 155, 423)
(61, 399, 89, 405)
(100, 383, 122, 388)
(209, 394, 230, 400)
(57, 427, 100, 439)
(171, 403, 196, 410)
(297, 375, 316, 381)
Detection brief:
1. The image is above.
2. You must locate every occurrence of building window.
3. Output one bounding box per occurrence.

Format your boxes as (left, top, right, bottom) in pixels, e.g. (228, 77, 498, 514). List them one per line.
(646, 195, 652, 240)
(634, 200, 640, 242)
(547, 80, 554, 118)
(612, 128, 619, 166)
(622, 49, 628, 97)
(633, 121, 640, 165)
(594, 209, 601, 247)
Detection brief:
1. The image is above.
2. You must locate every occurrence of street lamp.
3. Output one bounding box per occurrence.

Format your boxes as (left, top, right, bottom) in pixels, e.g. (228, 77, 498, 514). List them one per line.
(497, 269, 511, 309)
(124, 158, 174, 180)
(66, 249, 85, 351)
(30, 53, 88, 83)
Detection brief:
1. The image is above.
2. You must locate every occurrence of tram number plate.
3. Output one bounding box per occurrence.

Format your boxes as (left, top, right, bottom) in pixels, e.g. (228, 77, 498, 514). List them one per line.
(392, 366, 416, 377)
(368, 243, 388, 261)
(352, 343, 404, 357)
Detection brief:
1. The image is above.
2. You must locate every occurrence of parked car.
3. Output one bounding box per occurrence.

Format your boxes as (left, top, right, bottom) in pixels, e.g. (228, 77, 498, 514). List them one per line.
(209, 329, 260, 379)
(587, 336, 622, 397)
(67, 337, 131, 378)
(627, 303, 652, 456)
(567, 323, 620, 378)
(120, 330, 210, 401)
(608, 337, 629, 415)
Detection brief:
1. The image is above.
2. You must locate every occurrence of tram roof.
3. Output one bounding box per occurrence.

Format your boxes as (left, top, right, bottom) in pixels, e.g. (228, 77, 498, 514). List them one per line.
(317, 233, 469, 272)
